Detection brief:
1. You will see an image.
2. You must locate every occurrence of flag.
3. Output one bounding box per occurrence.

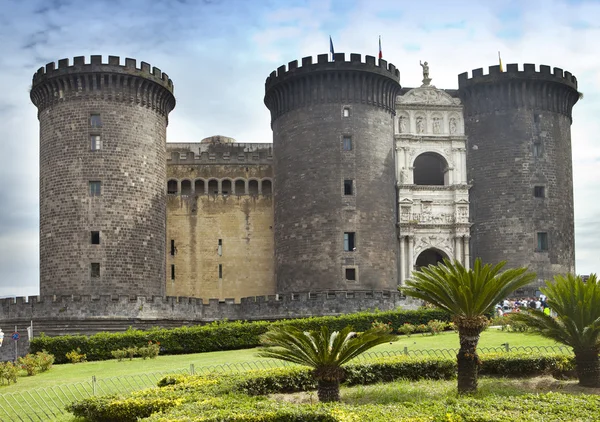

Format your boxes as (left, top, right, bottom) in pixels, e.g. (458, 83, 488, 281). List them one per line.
(330, 36, 335, 61)
(498, 51, 503, 72)
(379, 36, 382, 59)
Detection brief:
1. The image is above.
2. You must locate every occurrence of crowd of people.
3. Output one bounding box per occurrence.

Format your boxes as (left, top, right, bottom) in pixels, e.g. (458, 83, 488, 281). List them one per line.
(496, 295, 552, 317)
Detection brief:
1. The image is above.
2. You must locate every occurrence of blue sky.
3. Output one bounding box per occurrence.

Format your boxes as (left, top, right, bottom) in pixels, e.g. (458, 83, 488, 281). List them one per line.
(0, 0, 598, 297)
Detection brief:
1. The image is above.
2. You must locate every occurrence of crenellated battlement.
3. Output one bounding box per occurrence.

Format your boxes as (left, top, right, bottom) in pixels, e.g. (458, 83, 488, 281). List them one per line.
(264, 53, 401, 123)
(30, 55, 176, 116)
(458, 64, 579, 118)
(265, 53, 399, 91)
(167, 142, 273, 164)
(458, 63, 577, 89)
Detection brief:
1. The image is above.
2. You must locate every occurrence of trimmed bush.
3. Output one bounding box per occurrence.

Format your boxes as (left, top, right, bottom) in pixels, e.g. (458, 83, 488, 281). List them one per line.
(32, 308, 451, 363)
(17, 351, 54, 376)
(68, 352, 592, 422)
(0, 362, 19, 385)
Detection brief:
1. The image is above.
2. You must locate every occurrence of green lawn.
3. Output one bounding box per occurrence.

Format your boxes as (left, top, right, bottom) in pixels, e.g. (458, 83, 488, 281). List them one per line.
(0, 328, 563, 394)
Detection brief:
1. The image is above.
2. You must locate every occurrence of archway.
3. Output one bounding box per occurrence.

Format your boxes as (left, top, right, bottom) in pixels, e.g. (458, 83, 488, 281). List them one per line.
(413, 152, 448, 185)
(415, 248, 447, 270)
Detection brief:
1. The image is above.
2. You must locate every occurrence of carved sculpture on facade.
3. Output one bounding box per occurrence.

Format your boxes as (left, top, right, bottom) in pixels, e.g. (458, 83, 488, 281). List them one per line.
(416, 116, 425, 133)
(449, 117, 457, 134)
(432, 117, 441, 134)
(420, 60, 431, 86)
(399, 115, 407, 133)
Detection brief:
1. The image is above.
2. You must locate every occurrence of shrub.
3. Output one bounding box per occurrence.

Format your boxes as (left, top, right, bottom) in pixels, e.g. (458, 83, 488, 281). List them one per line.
(111, 349, 129, 362)
(0, 362, 19, 385)
(397, 323, 415, 337)
(415, 324, 428, 335)
(18, 351, 54, 376)
(32, 308, 452, 363)
(66, 348, 87, 364)
(138, 342, 160, 359)
(426, 319, 446, 335)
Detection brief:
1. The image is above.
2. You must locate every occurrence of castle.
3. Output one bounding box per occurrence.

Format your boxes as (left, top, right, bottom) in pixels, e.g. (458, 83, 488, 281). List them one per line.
(0, 53, 579, 360)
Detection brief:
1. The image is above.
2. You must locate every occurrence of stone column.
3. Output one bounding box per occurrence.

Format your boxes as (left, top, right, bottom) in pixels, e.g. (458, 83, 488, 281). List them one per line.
(463, 236, 471, 268)
(407, 236, 414, 276)
(399, 236, 406, 284)
(455, 236, 463, 264)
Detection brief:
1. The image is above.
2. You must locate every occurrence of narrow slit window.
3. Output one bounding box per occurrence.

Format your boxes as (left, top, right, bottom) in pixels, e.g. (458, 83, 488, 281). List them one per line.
(218, 239, 222, 256)
(533, 143, 542, 158)
(534, 186, 545, 198)
(89, 181, 101, 196)
(91, 263, 100, 278)
(537, 232, 548, 251)
(91, 231, 100, 245)
(344, 180, 353, 195)
(90, 114, 102, 128)
(218, 264, 223, 279)
(171, 264, 175, 280)
(344, 232, 356, 252)
(170, 239, 175, 256)
(343, 107, 350, 117)
(90, 135, 101, 151)
(342, 136, 352, 151)
(345, 268, 356, 281)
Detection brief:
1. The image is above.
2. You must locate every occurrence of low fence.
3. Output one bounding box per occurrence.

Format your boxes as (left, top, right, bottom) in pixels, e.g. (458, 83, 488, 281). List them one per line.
(0, 345, 572, 422)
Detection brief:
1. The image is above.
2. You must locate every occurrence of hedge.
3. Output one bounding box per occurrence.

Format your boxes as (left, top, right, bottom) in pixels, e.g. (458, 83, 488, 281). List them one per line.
(68, 352, 577, 422)
(31, 308, 451, 363)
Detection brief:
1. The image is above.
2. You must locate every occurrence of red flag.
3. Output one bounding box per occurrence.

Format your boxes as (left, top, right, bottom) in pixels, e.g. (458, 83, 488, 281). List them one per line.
(378, 36, 382, 59)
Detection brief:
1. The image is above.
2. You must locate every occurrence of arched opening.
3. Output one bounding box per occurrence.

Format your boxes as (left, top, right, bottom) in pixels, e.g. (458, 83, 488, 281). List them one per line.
(221, 180, 232, 196)
(248, 180, 259, 196)
(262, 179, 272, 196)
(208, 179, 218, 195)
(195, 179, 205, 195)
(413, 152, 448, 186)
(235, 179, 246, 195)
(167, 180, 178, 195)
(415, 248, 446, 270)
(181, 180, 192, 196)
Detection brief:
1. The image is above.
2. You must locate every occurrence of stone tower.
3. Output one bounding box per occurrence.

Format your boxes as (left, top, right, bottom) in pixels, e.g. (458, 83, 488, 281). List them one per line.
(30, 55, 176, 297)
(458, 64, 579, 289)
(264, 53, 401, 293)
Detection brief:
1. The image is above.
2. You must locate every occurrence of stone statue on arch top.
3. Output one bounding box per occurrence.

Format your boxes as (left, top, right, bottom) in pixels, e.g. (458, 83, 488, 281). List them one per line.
(420, 60, 432, 86)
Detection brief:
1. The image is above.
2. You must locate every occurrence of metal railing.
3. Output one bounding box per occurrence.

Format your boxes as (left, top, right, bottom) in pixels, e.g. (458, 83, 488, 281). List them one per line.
(0, 345, 572, 422)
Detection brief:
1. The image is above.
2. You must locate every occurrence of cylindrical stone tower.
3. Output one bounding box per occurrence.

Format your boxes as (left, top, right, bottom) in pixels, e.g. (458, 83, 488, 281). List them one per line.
(458, 64, 579, 289)
(30, 55, 176, 297)
(264, 53, 401, 293)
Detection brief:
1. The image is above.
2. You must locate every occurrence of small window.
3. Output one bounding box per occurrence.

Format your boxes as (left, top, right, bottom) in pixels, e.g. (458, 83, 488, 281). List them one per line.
(167, 180, 178, 195)
(343, 136, 352, 151)
(344, 232, 356, 252)
(534, 186, 545, 198)
(533, 143, 542, 157)
(218, 264, 223, 279)
(90, 114, 102, 128)
(89, 181, 101, 196)
(91, 263, 100, 278)
(222, 180, 232, 196)
(345, 268, 356, 281)
(343, 107, 350, 117)
(170, 239, 175, 256)
(218, 239, 222, 256)
(91, 231, 100, 245)
(537, 232, 548, 251)
(90, 135, 101, 151)
(171, 264, 175, 280)
(344, 180, 353, 195)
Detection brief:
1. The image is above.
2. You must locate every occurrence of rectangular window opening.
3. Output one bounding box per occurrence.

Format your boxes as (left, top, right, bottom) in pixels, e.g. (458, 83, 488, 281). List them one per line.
(170, 239, 175, 256)
(342, 136, 352, 151)
(533, 143, 542, 158)
(218, 239, 223, 256)
(89, 181, 101, 196)
(537, 232, 548, 252)
(534, 186, 545, 198)
(91, 231, 100, 245)
(90, 135, 101, 151)
(171, 264, 175, 280)
(91, 263, 100, 278)
(90, 114, 102, 128)
(344, 180, 353, 195)
(344, 232, 356, 252)
(218, 264, 223, 279)
(345, 268, 357, 281)
(343, 107, 350, 117)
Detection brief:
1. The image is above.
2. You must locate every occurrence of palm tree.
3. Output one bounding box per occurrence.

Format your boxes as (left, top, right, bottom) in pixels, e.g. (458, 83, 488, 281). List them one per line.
(257, 325, 396, 402)
(510, 273, 600, 387)
(401, 258, 535, 394)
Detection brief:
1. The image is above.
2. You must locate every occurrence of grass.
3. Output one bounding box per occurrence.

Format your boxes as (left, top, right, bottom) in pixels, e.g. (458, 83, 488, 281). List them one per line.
(0, 329, 562, 393)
